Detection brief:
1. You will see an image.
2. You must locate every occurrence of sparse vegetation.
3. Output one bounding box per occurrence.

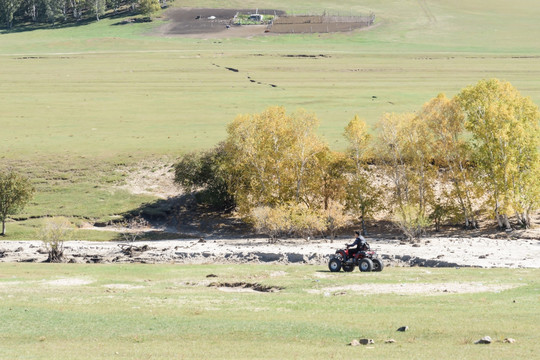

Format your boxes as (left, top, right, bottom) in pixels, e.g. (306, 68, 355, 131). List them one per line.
(233, 13, 274, 25)
(38, 217, 75, 262)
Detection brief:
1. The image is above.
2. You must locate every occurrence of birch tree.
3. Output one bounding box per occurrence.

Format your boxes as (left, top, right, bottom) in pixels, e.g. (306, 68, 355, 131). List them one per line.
(343, 115, 382, 236)
(421, 93, 481, 228)
(458, 79, 540, 229)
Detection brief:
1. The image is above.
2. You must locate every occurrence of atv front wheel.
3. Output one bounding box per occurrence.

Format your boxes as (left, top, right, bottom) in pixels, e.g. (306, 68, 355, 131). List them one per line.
(328, 258, 342, 272)
(372, 258, 384, 272)
(359, 258, 373, 272)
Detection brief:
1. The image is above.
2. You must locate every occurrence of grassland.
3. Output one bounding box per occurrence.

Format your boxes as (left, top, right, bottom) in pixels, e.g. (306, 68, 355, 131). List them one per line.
(0, 264, 538, 359)
(1, 0, 539, 237)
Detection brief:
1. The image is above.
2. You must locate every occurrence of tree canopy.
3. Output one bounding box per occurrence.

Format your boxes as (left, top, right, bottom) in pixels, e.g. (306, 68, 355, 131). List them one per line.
(0, 171, 34, 236)
(173, 79, 539, 240)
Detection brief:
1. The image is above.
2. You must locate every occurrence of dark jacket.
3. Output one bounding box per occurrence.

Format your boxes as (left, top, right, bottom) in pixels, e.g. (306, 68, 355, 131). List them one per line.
(347, 235, 367, 250)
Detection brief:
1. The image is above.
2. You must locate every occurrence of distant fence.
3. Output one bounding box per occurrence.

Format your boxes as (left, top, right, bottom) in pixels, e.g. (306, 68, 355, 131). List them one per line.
(268, 13, 375, 33)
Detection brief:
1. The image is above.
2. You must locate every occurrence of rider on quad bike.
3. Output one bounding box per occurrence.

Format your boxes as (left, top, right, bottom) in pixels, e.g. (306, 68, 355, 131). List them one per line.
(346, 231, 368, 257)
(328, 231, 384, 272)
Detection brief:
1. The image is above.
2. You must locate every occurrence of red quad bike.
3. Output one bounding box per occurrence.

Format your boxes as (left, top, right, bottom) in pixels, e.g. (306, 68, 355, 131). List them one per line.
(328, 243, 384, 272)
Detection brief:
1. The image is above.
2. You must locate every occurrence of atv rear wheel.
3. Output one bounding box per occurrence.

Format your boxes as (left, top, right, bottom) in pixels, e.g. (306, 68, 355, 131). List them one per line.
(359, 258, 373, 272)
(343, 264, 354, 272)
(328, 258, 342, 272)
(372, 258, 384, 272)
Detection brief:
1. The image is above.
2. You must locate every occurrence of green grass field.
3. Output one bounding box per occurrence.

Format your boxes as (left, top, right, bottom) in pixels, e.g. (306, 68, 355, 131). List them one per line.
(0, 264, 538, 359)
(1, 0, 539, 236)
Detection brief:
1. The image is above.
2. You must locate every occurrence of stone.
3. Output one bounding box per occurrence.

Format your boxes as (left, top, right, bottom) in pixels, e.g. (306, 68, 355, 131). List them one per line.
(474, 336, 492, 344)
(359, 339, 374, 345)
(503, 338, 516, 344)
(397, 326, 409, 332)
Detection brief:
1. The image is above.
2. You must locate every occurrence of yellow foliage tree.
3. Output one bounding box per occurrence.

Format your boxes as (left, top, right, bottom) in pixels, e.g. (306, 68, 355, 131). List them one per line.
(375, 112, 435, 239)
(343, 115, 383, 236)
(225, 106, 326, 213)
(420, 93, 481, 228)
(458, 79, 540, 229)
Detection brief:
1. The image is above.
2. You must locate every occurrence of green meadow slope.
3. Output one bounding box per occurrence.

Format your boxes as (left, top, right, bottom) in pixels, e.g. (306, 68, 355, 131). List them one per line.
(1, 0, 539, 236)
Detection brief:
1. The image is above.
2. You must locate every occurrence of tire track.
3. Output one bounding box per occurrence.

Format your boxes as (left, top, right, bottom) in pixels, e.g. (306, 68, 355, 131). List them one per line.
(417, 0, 437, 23)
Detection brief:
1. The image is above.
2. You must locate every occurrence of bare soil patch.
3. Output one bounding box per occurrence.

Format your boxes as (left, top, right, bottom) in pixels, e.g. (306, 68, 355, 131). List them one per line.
(103, 283, 144, 290)
(309, 282, 522, 296)
(156, 8, 284, 38)
(154, 8, 374, 38)
(269, 14, 374, 34)
(115, 159, 180, 199)
(44, 278, 94, 286)
(208, 281, 283, 293)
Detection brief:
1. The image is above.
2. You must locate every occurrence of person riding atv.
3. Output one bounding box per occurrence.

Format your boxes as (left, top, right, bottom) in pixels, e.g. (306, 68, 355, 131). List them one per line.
(346, 231, 369, 257)
(328, 231, 384, 272)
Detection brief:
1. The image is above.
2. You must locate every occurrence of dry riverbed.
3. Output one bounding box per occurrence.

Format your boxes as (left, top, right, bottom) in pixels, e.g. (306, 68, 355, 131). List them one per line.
(1, 233, 539, 268)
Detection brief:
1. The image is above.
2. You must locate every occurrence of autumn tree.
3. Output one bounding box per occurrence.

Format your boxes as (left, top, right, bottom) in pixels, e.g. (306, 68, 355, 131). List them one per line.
(457, 79, 540, 229)
(375, 112, 434, 239)
(315, 150, 348, 211)
(343, 115, 382, 236)
(0, 171, 34, 236)
(224, 106, 326, 212)
(420, 93, 481, 228)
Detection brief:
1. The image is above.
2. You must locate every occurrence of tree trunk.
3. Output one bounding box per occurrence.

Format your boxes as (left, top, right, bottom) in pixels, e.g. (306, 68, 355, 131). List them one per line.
(1, 219, 5, 236)
(360, 212, 367, 236)
(500, 214, 512, 231)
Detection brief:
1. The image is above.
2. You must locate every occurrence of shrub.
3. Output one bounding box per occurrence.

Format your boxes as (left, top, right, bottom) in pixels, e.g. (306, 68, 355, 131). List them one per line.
(323, 201, 351, 241)
(174, 143, 235, 211)
(288, 203, 327, 239)
(250, 205, 291, 242)
(114, 216, 148, 242)
(393, 205, 430, 241)
(38, 217, 75, 263)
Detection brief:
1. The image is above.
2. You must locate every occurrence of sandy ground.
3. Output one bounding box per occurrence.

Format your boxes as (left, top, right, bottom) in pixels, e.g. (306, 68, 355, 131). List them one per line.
(1, 235, 538, 268)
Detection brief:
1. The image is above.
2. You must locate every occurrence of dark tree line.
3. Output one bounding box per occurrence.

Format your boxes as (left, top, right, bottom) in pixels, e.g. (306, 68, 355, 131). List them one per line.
(0, 0, 162, 28)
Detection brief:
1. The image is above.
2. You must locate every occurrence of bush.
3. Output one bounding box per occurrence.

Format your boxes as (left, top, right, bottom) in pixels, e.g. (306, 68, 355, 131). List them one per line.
(394, 205, 430, 241)
(174, 143, 235, 211)
(38, 217, 75, 263)
(288, 203, 327, 239)
(250, 205, 291, 243)
(250, 203, 327, 241)
(324, 201, 352, 241)
(114, 216, 148, 242)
